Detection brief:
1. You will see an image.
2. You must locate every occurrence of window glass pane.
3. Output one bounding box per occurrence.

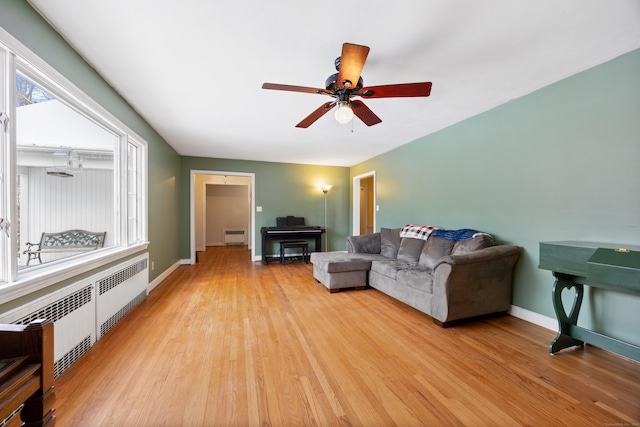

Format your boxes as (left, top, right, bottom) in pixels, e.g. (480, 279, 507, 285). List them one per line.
(16, 74, 116, 268)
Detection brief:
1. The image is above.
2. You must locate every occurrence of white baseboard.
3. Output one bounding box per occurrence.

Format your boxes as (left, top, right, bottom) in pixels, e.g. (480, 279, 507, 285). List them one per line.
(509, 305, 556, 331)
(148, 260, 182, 293)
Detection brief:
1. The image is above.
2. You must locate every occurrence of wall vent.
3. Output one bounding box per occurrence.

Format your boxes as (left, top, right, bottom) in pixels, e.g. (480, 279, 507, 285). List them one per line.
(96, 253, 148, 339)
(0, 280, 95, 378)
(13, 285, 92, 325)
(224, 228, 246, 245)
(54, 335, 92, 378)
(100, 290, 146, 337)
(98, 258, 148, 295)
(0, 253, 149, 377)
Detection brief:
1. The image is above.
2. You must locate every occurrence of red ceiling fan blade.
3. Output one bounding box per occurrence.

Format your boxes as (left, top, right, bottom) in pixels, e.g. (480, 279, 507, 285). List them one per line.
(351, 100, 382, 126)
(295, 102, 336, 128)
(262, 83, 332, 96)
(337, 43, 370, 89)
(359, 82, 432, 98)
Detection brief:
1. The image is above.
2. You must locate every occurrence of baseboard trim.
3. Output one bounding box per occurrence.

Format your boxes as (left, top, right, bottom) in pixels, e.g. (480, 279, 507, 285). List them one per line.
(509, 305, 556, 331)
(148, 260, 182, 293)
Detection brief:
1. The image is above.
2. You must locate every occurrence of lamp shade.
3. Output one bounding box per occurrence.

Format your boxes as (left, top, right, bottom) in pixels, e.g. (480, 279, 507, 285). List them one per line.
(334, 102, 354, 124)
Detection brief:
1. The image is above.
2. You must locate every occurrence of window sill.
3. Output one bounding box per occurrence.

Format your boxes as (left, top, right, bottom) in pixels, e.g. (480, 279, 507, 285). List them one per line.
(0, 242, 149, 306)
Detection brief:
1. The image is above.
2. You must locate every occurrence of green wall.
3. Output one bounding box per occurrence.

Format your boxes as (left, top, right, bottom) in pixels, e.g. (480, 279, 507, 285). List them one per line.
(351, 49, 640, 345)
(2, 1, 638, 349)
(0, 1, 182, 283)
(180, 157, 350, 257)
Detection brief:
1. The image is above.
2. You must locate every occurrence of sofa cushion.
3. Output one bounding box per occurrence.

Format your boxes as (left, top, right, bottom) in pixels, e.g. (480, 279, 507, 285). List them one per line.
(396, 237, 425, 265)
(347, 233, 381, 254)
(380, 228, 402, 258)
(370, 259, 410, 280)
(397, 266, 433, 294)
(419, 236, 456, 269)
(451, 234, 495, 255)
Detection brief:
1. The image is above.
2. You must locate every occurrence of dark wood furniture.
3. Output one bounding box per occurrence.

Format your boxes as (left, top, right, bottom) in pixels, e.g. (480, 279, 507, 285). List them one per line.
(0, 320, 56, 427)
(280, 241, 309, 264)
(261, 218, 324, 264)
(539, 241, 640, 362)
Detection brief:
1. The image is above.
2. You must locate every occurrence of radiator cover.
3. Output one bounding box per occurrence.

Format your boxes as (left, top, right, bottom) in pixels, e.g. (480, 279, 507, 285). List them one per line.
(224, 228, 246, 245)
(0, 253, 149, 377)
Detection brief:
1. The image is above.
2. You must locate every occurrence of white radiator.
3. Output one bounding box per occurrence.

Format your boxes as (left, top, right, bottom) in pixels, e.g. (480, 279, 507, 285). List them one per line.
(0, 253, 149, 377)
(223, 228, 246, 245)
(0, 279, 95, 378)
(95, 253, 149, 339)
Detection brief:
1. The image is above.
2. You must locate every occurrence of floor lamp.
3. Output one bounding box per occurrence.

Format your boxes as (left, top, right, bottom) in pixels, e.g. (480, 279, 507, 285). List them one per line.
(322, 185, 332, 251)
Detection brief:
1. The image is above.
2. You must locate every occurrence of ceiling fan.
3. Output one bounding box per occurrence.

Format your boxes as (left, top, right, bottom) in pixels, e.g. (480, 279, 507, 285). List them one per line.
(262, 43, 432, 128)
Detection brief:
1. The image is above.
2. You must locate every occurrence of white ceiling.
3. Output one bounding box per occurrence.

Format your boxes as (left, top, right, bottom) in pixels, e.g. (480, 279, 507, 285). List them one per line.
(28, 0, 640, 167)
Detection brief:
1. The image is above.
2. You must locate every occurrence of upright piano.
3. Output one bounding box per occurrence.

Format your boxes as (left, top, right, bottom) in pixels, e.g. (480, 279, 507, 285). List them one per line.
(260, 216, 325, 264)
(539, 241, 640, 361)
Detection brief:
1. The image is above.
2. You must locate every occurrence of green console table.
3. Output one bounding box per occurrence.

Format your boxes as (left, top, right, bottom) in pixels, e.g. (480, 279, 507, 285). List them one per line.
(539, 241, 640, 362)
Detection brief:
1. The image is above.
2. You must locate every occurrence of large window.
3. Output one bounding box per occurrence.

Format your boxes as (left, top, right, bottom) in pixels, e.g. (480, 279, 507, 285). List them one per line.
(16, 73, 117, 267)
(0, 28, 147, 297)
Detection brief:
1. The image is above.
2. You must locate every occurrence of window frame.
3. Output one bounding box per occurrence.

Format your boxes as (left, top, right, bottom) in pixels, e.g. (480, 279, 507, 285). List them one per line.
(0, 27, 148, 305)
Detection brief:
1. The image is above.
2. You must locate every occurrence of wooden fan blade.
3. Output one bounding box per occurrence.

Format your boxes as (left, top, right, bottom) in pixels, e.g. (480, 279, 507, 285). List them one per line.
(262, 83, 332, 96)
(295, 102, 336, 128)
(359, 82, 432, 98)
(351, 100, 382, 126)
(337, 43, 370, 89)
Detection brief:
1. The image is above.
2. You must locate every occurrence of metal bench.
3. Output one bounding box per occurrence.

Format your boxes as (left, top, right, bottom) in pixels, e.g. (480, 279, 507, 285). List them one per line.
(23, 229, 106, 265)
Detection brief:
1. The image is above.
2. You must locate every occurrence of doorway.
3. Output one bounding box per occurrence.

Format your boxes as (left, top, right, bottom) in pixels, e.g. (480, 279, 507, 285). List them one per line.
(352, 171, 376, 236)
(190, 170, 256, 264)
(204, 184, 249, 247)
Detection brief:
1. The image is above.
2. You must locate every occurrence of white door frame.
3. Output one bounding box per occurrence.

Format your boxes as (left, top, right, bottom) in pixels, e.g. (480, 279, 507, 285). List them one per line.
(190, 170, 256, 264)
(352, 170, 376, 236)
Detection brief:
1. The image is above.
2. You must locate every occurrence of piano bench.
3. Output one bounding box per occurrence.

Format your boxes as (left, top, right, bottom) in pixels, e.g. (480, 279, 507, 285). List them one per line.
(280, 241, 309, 265)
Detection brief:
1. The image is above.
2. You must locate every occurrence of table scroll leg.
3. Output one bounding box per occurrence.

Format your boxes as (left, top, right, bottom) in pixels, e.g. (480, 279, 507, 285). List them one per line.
(550, 275, 584, 354)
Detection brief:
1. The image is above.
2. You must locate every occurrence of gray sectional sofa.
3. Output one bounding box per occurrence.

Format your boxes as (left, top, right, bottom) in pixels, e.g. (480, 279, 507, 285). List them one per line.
(310, 227, 521, 326)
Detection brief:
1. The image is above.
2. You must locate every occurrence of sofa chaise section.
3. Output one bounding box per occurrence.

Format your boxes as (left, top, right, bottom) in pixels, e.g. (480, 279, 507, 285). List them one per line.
(310, 252, 384, 292)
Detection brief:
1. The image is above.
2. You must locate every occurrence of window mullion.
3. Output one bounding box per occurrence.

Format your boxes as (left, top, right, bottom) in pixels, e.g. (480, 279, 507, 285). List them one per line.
(0, 47, 17, 283)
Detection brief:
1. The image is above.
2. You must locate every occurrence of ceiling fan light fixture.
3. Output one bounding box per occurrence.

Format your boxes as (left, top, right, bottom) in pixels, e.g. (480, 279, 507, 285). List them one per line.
(262, 42, 431, 128)
(334, 102, 354, 124)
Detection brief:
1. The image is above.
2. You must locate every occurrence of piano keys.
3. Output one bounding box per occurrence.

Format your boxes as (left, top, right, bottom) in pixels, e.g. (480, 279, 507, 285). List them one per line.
(539, 241, 640, 362)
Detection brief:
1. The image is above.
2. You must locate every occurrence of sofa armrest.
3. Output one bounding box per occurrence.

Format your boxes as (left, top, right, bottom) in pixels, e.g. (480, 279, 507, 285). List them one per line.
(431, 245, 521, 325)
(347, 232, 381, 254)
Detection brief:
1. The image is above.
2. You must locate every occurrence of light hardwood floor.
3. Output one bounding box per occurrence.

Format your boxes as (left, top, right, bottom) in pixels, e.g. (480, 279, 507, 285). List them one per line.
(54, 246, 640, 426)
